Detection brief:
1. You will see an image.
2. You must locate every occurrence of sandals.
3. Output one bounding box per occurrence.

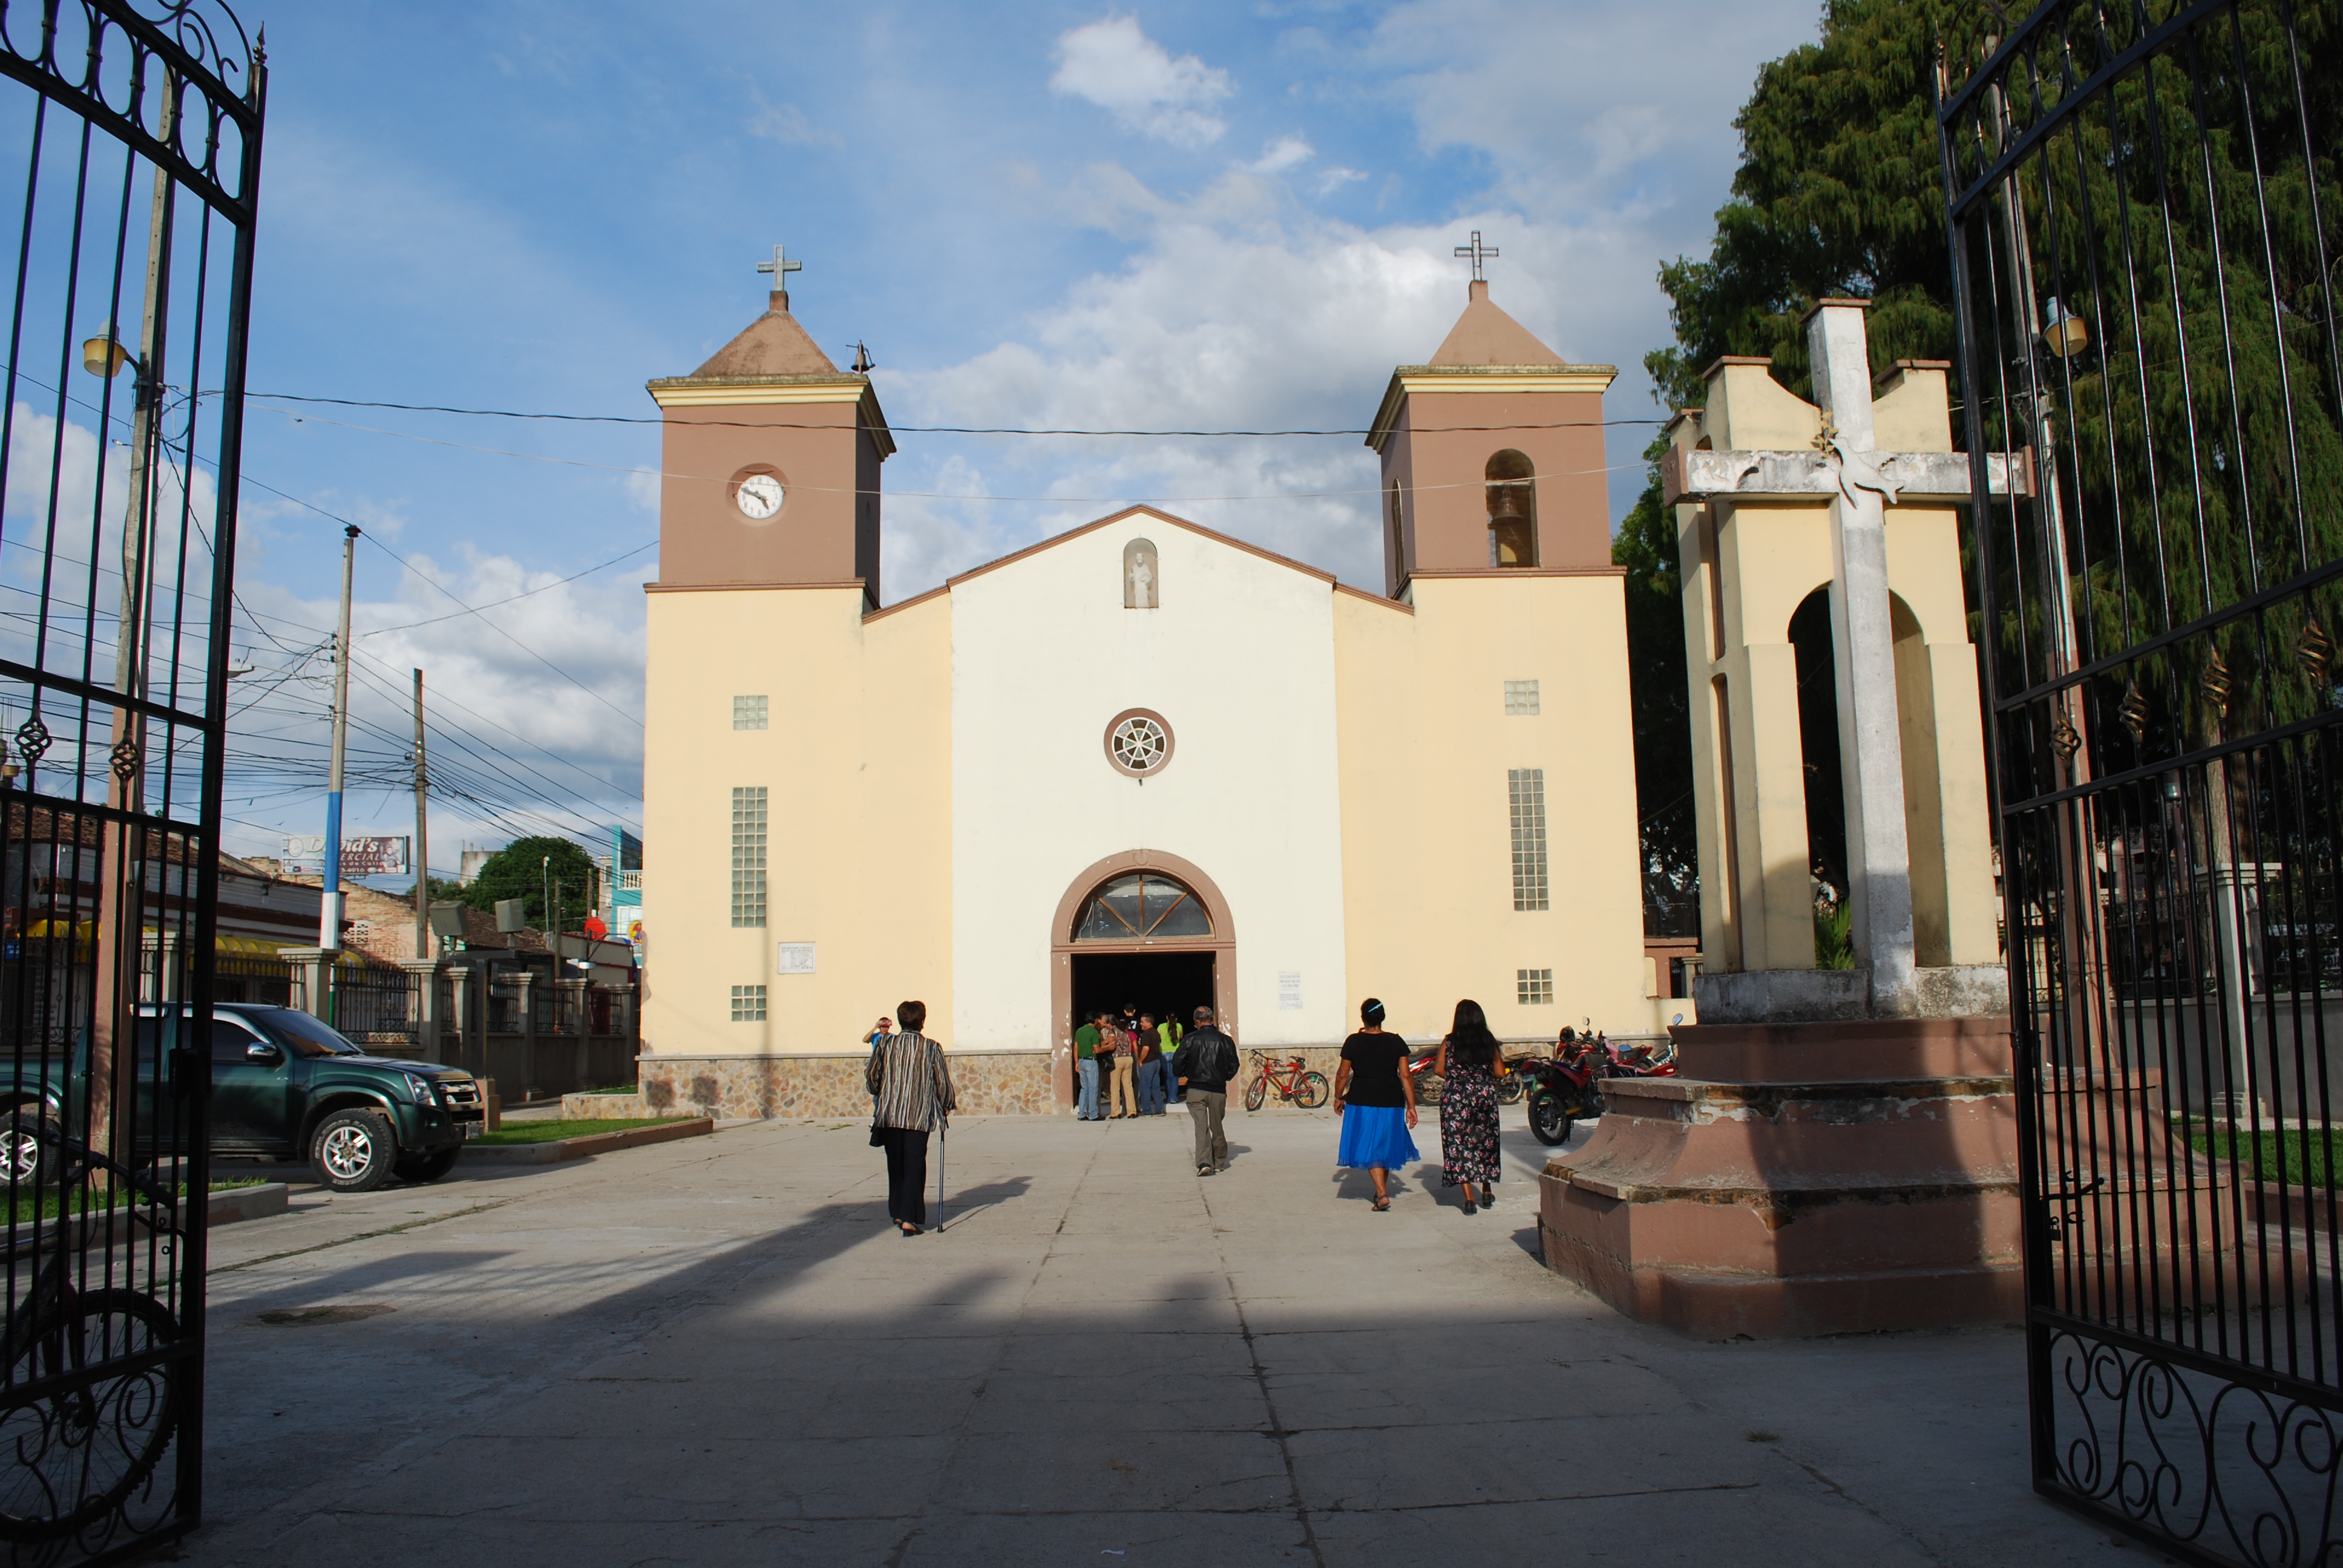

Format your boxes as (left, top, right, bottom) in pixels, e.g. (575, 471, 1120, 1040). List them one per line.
(1370, 1198, 1391, 1213)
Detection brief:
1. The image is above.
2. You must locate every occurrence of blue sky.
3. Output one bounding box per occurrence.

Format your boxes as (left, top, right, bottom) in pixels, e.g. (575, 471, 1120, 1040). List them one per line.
(206, 0, 1824, 872)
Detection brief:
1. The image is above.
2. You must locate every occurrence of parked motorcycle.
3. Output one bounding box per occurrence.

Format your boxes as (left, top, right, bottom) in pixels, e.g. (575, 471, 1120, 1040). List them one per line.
(1522, 1048, 1607, 1146)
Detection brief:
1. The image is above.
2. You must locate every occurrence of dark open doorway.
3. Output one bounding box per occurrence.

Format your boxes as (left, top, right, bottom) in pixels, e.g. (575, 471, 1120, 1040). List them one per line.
(1070, 951, 1215, 1037)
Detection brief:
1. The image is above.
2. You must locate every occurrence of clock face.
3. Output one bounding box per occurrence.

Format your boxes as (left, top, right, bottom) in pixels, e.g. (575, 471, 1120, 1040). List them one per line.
(735, 474, 784, 520)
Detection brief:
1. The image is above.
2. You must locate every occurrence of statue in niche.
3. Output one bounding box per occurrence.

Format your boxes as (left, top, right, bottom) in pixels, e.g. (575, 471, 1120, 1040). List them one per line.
(1124, 538, 1159, 609)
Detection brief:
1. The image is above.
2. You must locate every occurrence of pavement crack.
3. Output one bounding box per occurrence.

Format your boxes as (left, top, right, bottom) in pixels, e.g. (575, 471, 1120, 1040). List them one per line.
(211, 1198, 521, 1275)
(1202, 1181, 1328, 1568)
(1769, 1447, 1945, 1564)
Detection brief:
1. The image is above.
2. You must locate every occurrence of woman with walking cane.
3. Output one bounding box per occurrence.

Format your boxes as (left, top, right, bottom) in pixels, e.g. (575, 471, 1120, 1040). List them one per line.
(867, 999, 955, 1236)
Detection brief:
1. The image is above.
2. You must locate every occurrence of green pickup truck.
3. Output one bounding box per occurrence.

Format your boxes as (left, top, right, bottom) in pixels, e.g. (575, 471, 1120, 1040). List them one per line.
(0, 1002, 485, 1194)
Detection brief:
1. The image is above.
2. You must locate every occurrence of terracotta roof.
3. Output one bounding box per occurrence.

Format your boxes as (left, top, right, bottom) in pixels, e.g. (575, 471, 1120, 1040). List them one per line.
(688, 292, 839, 377)
(1427, 280, 1564, 368)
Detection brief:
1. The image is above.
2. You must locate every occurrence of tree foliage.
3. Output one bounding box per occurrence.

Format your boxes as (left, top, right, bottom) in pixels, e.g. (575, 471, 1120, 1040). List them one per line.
(459, 836, 598, 931)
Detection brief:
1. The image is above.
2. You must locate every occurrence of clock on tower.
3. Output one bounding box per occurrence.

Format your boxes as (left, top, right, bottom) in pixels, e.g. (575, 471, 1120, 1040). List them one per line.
(646, 246, 894, 606)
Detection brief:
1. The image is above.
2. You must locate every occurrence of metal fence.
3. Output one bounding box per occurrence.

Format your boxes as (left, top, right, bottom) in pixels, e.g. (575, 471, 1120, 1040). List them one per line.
(0, 1, 265, 1558)
(1941, 1, 2343, 1560)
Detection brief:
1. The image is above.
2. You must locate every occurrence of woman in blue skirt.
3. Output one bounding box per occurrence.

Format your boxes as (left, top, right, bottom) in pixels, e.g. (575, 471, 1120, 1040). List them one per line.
(1333, 998, 1419, 1212)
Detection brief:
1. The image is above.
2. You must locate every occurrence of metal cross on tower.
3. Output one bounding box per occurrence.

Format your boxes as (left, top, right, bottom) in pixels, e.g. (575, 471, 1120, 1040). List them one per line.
(757, 243, 802, 291)
(1453, 230, 1498, 281)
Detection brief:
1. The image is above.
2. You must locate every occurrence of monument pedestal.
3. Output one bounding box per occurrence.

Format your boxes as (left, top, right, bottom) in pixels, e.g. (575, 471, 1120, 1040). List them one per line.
(1538, 1016, 2024, 1337)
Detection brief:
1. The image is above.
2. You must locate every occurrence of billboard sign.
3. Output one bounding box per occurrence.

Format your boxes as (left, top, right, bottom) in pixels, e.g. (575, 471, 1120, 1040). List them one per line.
(282, 835, 410, 876)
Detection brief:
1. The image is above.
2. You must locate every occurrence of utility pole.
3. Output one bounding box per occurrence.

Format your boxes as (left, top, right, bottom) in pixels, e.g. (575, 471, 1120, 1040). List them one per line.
(88, 81, 178, 1165)
(411, 667, 430, 961)
(320, 524, 358, 952)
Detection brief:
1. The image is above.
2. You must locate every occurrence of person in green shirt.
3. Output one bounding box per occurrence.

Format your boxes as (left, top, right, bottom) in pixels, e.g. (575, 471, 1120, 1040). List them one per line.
(1156, 1016, 1184, 1105)
(1074, 1012, 1104, 1121)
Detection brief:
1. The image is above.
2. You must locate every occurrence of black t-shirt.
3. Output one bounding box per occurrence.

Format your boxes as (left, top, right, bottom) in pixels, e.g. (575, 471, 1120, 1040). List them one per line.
(1340, 1031, 1407, 1108)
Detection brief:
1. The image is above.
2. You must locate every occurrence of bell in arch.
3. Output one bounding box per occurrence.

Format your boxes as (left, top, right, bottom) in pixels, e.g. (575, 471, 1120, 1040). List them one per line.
(1485, 449, 1538, 567)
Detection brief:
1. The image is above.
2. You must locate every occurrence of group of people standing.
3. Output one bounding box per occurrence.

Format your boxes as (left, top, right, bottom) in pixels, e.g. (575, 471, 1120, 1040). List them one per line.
(1072, 1003, 1186, 1120)
(863, 992, 1513, 1237)
(1333, 998, 1507, 1214)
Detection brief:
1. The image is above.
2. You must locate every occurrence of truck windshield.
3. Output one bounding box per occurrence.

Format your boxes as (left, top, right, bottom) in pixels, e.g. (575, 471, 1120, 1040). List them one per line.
(246, 1008, 365, 1058)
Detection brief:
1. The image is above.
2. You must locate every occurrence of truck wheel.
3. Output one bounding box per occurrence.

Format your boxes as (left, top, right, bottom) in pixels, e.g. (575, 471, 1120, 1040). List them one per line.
(312, 1111, 398, 1192)
(392, 1148, 460, 1184)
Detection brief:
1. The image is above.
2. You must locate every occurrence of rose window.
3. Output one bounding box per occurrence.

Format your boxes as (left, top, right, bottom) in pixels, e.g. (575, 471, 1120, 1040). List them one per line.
(1106, 710, 1173, 776)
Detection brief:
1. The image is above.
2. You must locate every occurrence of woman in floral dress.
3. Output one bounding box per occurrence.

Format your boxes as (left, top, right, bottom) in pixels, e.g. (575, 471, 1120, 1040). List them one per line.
(1435, 999, 1504, 1214)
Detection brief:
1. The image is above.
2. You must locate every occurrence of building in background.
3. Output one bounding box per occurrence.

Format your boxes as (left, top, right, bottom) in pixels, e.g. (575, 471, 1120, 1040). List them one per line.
(638, 269, 1653, 1119)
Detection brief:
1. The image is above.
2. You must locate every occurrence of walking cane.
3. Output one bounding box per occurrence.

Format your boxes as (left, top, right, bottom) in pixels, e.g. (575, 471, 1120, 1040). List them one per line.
(936, 1118, 948, 1233)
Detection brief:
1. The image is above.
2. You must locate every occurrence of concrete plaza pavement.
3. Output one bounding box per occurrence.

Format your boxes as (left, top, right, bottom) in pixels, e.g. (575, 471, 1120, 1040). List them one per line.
(186, 1105, 2140, 1566)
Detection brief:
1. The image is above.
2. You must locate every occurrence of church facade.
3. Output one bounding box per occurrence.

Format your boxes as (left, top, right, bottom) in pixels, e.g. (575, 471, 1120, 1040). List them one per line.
(635, 272, 1661, 1119)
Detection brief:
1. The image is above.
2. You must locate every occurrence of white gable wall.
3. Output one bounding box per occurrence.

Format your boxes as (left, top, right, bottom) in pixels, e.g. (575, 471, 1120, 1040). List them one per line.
(949, 515, 1349, 1050)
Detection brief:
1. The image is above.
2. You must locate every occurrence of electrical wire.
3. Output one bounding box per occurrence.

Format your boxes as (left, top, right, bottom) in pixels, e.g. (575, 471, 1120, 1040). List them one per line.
(239, 390, 1665, 437)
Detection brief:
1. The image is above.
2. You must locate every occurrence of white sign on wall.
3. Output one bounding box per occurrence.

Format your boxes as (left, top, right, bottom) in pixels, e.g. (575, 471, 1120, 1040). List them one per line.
(283, 835, 410, 875)
(1278, 971, 1303, 1010)
(775, 942, 816, 976)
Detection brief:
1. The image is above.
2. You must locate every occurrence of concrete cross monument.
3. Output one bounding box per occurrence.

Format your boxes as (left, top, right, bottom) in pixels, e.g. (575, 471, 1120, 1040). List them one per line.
(1536, 298, 2032, 1340)
(1659, 298, 2017, 1021)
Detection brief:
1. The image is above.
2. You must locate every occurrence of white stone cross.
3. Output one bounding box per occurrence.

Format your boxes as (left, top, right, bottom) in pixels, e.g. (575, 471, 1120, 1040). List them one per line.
(1662, 301, 2020, 1016)
(757, 244, 802, 291)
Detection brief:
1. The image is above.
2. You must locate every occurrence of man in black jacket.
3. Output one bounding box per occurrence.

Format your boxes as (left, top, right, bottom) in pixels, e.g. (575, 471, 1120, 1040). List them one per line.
(1173, 1005, 1239, 1175)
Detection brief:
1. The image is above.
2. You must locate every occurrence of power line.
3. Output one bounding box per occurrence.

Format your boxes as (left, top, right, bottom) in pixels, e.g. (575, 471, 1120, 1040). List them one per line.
(247, 402, 1650, 504)
(239, 390, 1666, 437)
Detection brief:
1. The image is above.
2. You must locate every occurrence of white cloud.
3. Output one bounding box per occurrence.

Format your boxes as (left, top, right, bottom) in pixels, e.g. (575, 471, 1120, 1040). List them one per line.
(1050, 15, 1234, 148)
(1247, 135, 1313, 174)
(1314, 166, 1366, 197)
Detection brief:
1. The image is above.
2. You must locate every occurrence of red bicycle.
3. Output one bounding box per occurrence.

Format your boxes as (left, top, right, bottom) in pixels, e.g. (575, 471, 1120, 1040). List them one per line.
(1244, 1049, 1329, 1111)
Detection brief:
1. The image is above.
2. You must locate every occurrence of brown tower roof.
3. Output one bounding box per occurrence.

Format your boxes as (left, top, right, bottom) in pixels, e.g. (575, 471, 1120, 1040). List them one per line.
(689, 290, 839, 377)
(1427, 279, 1564, 367)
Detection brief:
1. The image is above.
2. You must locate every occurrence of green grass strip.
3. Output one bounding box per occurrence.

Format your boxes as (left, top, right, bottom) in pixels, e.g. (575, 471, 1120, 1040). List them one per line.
(475, 1117, 681, 1146)
(2187, 1128, 2340, 1188)
(5, 1178, 266, 1225)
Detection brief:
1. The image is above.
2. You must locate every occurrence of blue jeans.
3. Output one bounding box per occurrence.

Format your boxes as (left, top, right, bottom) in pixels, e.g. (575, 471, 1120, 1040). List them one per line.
(1077, 1057, 1101, 1120)
(1137, 1057, 1165, 1114)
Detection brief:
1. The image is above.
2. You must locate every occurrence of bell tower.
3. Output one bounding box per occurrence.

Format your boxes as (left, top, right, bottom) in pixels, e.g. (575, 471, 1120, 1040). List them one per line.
(646, 246, 894, 607)
(1366, 242, 1614, 597)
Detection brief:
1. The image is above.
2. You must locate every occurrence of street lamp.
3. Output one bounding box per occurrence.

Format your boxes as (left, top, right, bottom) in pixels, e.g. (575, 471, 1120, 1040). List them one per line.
(2042, 296, 2089, 360)
(81, 323, 136, 380)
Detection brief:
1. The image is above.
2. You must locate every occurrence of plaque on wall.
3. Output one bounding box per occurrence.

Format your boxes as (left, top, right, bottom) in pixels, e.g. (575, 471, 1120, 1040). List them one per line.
(775, 942, 816, 975)
(1278, 971, 1302, 1010)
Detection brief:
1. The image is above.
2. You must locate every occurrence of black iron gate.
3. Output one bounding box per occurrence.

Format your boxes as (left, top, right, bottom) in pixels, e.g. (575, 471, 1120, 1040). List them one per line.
(1941, 1, 2343, 1561)
(0, 1, 263, 1561)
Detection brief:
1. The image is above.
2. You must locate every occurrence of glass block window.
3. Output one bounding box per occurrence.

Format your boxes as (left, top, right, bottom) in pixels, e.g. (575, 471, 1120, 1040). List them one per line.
(730, 984, 767, 1022)
(1518, 969, 1555, 1005)
(733, 694, 768, 730)
(1504, 679, 1540, 716)
(1509, 769, 1548, 910)
(731, 786, 767, 927)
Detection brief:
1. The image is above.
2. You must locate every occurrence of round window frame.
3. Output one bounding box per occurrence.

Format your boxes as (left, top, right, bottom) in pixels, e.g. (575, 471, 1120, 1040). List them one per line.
(1103, 708, 1175, 777)
(728, 464, 789, 523)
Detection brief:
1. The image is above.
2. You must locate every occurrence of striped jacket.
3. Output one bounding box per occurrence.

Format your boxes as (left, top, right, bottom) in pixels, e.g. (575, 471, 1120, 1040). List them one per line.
(866, 1031, 955, 1132)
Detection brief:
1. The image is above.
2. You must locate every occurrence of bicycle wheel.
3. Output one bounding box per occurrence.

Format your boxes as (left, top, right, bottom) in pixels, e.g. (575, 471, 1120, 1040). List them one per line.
(1244, 1074, 1267, 1112)
(1496, 1074, 1525, 1106)
(0, 1289, 182, 1542)
(1294, 1071, 1329, 1109)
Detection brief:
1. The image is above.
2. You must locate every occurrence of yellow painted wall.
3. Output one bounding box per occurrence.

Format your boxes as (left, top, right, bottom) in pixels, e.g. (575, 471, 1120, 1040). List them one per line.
(1334, 575, 1654, 1042)
(640, 586, 952, 1057)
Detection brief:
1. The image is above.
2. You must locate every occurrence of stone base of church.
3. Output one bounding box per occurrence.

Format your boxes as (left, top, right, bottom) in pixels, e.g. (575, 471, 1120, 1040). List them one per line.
(637, 1050, 1056, 1120)
(1537, 1016, 2025, 1338)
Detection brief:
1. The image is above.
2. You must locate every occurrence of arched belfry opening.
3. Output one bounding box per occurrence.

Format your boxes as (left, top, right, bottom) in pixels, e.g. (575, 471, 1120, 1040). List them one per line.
(1485, 449, 1538, 567)
(1049, 853, 1237, 1110)
(1790, 587, 1846, 907)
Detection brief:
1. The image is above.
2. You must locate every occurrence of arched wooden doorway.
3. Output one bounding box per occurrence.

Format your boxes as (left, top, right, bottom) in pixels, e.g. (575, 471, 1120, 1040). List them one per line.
(1049, 851, 1236, 1111)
